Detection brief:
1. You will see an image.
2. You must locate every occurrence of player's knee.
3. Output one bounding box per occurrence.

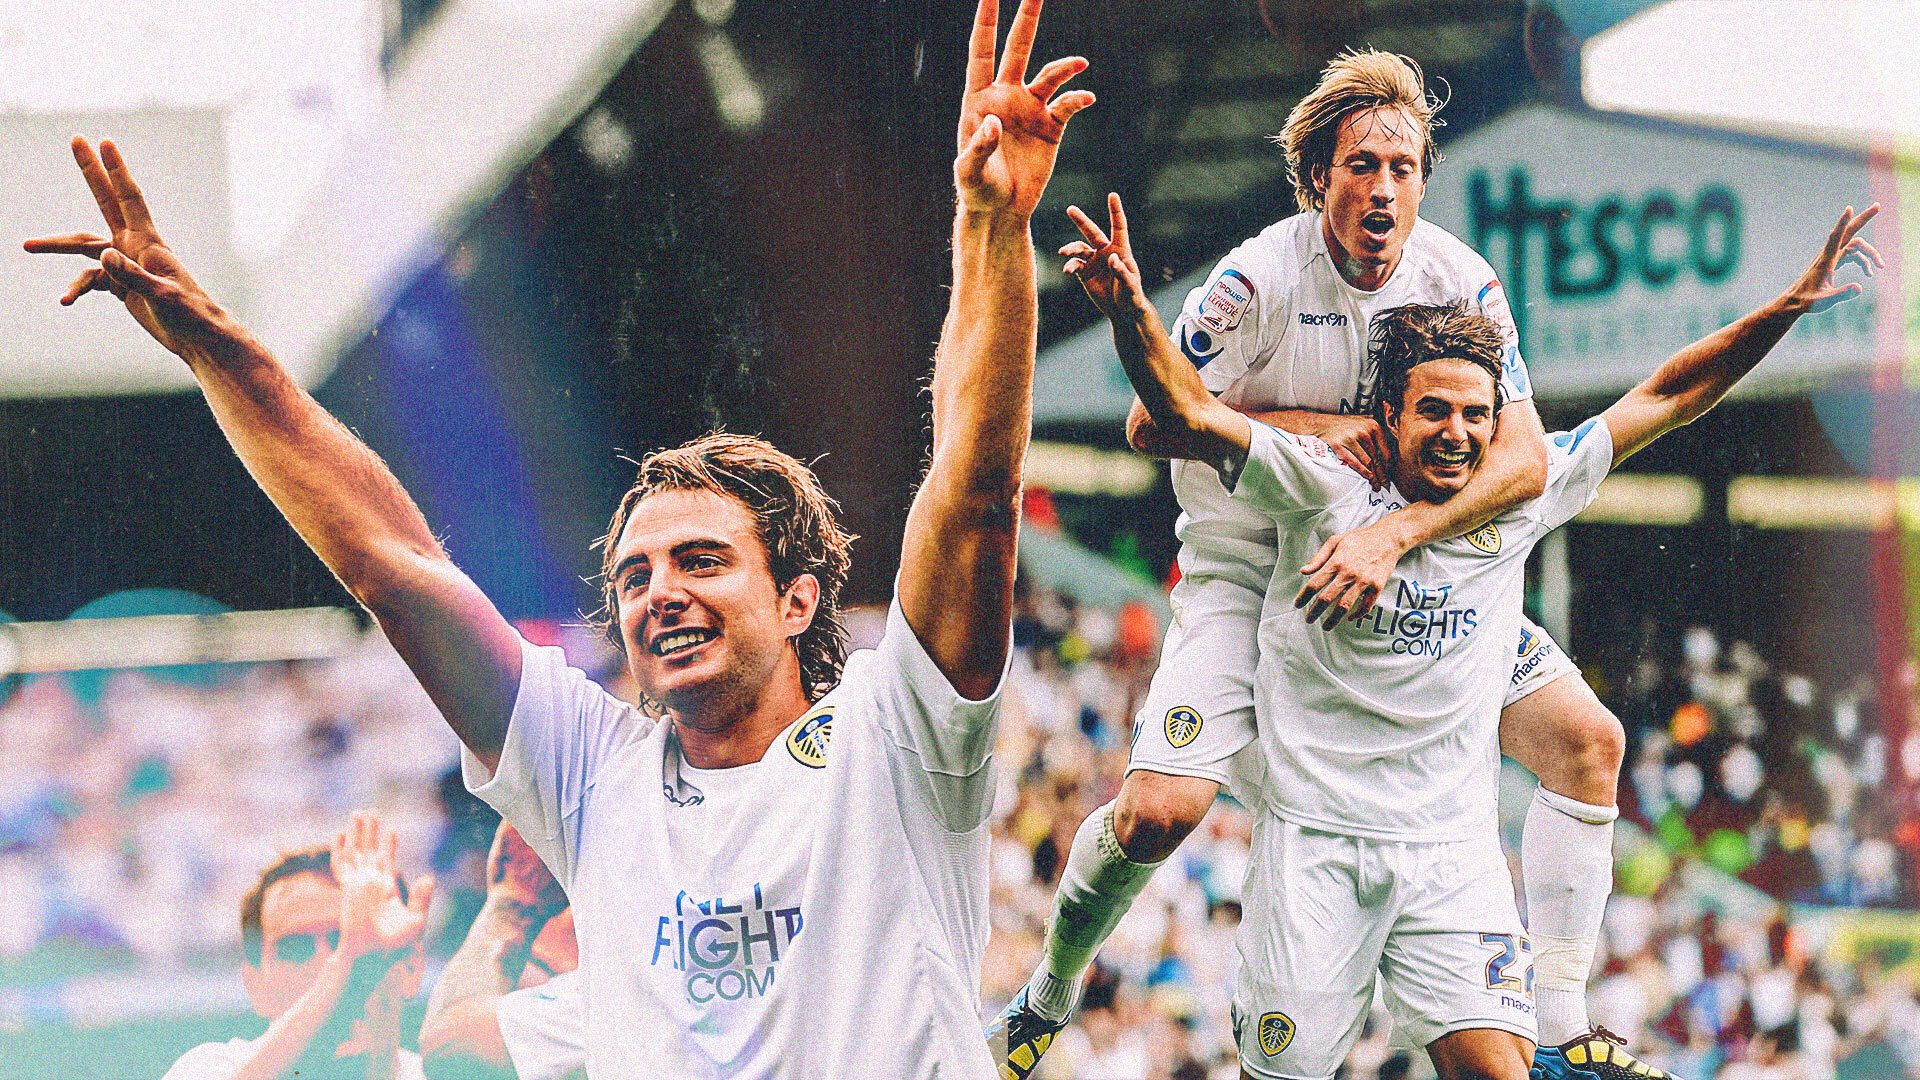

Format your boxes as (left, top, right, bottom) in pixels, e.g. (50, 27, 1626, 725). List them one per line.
(1522, 690, 1624, 806)
(1554, 704, 1625, 801)
(1430, 1037, 1531, 1080)
(1113, 773, 1213, 862)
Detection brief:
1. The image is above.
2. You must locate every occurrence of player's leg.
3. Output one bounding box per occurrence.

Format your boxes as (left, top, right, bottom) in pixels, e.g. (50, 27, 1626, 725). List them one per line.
(1499, 622, 1623, 1050)
(1234, 821, 1387, 1080)
(992, 570, 1261, 1077)
(1379, 830, 1537, 1080)
(1427, 1029, 1535, 1080)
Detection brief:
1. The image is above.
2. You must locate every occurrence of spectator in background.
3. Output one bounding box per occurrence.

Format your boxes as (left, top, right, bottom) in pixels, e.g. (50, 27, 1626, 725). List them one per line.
(420, 821, 581, 1080)
(163, 812, 433, 1080)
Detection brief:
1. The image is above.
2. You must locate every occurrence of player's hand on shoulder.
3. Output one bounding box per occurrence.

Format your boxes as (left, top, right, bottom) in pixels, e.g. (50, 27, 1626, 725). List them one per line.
(1060, 193, 1147, 320)
(1295, 521, 1406, 629)
(953, 0, 1094, 216)
(1260, 412, 1390, 489)
(24, 138, 240, 360)
(486, 821, 568, 921)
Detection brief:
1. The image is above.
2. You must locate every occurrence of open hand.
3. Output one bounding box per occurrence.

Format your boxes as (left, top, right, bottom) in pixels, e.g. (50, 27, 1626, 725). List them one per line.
(954, 0, 1094, 216)
(23, 137, 235, 359)
(1294, 521, 1407, 628)
(333, 812, 434, 960)
(1060, 192, 1149, 320)
(1783, 204, 1883, 315)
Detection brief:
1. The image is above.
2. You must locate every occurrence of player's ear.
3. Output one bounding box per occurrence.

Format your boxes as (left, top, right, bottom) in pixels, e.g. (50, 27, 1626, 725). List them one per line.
(1311, 164, 1329, 200)
(781, 573, 821, 635)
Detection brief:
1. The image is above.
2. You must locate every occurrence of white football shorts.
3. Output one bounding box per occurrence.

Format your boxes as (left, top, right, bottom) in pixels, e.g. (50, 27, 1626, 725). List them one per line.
(1231, 819, 1537, 1079)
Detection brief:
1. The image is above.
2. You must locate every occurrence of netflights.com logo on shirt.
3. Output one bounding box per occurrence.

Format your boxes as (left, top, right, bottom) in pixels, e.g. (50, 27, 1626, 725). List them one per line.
(652, 885, 804, 1005)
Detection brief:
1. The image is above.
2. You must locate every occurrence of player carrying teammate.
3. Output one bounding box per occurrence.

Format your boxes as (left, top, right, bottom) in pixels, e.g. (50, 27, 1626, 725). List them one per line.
(1066, 190, 1876, 1079)
(28, 1, 1091, 1074)
(997, 49, 1641, 1079)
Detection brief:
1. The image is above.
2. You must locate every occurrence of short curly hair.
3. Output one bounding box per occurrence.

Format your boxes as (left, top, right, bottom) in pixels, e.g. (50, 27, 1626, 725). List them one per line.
(1275, 49, 1446, 213)
(592, 432, 856, 703)
(1369, 302, 1507, 420)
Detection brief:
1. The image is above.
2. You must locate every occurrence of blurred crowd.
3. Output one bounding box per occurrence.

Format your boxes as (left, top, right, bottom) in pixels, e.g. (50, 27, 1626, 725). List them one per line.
(4, 580, 1920, 1079)
(1606, 624, 1919, 910)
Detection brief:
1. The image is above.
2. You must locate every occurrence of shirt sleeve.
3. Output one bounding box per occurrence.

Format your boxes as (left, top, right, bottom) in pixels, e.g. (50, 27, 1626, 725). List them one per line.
(498, 972, 588, 1080)
(459, 637, 642, 888)
(1169, 246, 1281, 394)
(859, 597, 1009, 831)
(1230, 420, 1364, 516)
(1465, 269, 1533, 407)
(1526, 417, 1614, 530)
(159, 1040, 252, 1080)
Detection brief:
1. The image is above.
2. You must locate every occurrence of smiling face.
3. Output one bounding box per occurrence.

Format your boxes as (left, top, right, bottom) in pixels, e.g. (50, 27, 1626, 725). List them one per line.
(608, 488, 818, 725)
(1383, 358, 1499, 503)
(1315, 105, 1426, 290)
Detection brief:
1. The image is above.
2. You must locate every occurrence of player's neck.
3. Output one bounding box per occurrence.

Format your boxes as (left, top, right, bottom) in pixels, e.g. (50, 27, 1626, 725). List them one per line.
(671, 663, 813, 769)
(1320, 214, 1400, 292)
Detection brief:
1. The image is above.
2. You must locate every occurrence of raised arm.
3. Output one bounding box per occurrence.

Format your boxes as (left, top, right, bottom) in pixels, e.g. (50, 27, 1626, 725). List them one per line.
(27, 139, 523, 768)
(212, 814, 431, 1080)
(896, 0, 1093, 698)
(421, 823, 571, 1079)
(1603, 204, 1881, 463)
(1061, 194, 1251, 474)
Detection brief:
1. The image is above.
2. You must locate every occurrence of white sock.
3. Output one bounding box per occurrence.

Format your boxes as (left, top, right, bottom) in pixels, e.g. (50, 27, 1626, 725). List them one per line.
(1025, 803, 1162, 1021)
(1523, 785, 1617, 1046)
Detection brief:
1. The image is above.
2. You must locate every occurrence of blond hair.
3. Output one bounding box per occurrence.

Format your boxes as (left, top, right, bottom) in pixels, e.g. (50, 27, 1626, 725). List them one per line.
(1275, 49, 1445, 212)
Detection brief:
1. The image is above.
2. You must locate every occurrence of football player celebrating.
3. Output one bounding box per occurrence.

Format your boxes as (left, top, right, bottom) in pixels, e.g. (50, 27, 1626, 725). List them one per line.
(1045, 193, 1875, 1080)
(28, 0, 1091, 1073)
(999, 48, 1627, 1077)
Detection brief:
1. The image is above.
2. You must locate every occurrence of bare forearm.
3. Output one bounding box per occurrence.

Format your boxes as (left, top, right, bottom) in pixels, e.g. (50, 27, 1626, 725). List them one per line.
(1644, 296, 1799, 422)
(1109, 314, 1249, 481)
(928, 209, 1036, 478)
(233, 954, 369, 1080)
(1247, 408, 1340, 438)
(898, 209, 1035, 698)
(183, 330, 444, 594)
(180, 328, 520, 760)
(421, 901, 544, 1069)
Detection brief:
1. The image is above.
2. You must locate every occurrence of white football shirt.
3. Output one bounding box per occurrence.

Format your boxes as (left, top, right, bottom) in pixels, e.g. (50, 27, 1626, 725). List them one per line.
(463, 600, 1005, 1079)
(499, 970, 587, 1080)
(1166, 212, 1532, 584)
(1229, 418, 1612, 841)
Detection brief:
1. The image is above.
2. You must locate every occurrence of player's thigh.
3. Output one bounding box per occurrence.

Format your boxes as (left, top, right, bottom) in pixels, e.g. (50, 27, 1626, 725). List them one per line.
(1129, 572, 1262, 796)
(1498, 626, 1623, 803)
(1234, 822, 1388, 1080)
(1379, 832, 1537, 1055)
(1427, 1026, 1535, 1080)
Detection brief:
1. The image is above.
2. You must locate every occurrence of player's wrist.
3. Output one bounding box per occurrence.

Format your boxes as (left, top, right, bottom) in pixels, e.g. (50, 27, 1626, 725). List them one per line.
(955, 197, 1033, 227)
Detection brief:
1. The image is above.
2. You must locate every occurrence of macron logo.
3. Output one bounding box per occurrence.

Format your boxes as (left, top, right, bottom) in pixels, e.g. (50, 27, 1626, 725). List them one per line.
(1298, 311, 1349, 327)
